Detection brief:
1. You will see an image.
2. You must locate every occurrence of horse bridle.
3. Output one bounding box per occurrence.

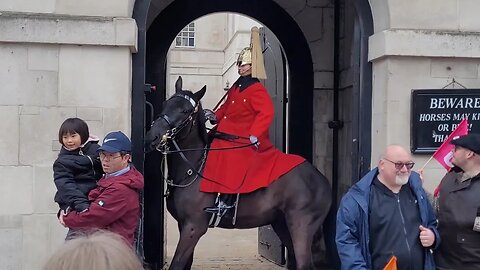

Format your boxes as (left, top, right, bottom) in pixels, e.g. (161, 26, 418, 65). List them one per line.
(152, 92, 257, 190)
(152, 93, 207, 188)
(154, 93, 199, 152)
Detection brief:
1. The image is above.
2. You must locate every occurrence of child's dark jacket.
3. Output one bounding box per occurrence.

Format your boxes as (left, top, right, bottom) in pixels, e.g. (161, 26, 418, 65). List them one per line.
(53, 141, 102, 212)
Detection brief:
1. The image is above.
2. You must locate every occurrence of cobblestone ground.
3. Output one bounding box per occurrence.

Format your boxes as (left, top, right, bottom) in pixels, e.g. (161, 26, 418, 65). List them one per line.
(165, 256, 285, 269)
(166, 214, 285, 269)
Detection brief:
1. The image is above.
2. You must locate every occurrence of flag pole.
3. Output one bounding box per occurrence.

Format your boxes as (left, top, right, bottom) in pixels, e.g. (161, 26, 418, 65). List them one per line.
(420, 155, 434, 171)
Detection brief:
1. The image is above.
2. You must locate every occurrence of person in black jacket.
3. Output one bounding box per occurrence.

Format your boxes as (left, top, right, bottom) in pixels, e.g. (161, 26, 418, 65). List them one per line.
(53, 118, 103, 239)
(434, 133, 480, 269)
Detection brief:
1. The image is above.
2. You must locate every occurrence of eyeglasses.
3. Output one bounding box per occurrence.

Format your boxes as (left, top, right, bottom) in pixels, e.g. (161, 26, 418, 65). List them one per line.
(99, 152, 123, 161)
(383, 158, 415, 170)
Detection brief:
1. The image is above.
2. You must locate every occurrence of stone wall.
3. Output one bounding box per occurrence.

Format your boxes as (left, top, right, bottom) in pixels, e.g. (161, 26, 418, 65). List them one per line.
(369, 0, 480, 191)
(274, 0, 336, 181)
(3, 0, 480, 268)
(0, 1, 136, 269)
(167, 14, 260, 111)
(371, 56, 480, 191)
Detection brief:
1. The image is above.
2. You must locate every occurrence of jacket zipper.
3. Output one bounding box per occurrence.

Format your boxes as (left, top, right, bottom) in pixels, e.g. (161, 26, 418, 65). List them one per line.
(395, 193, 412, 269)
(79, 148, 96, 178)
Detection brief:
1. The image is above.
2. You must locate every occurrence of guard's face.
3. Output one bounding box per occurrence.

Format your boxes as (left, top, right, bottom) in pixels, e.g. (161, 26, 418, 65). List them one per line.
(238, 64, 252, 77)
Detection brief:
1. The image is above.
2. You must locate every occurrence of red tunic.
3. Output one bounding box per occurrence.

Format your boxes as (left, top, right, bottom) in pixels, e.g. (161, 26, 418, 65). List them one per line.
(200, 77, 305, 194)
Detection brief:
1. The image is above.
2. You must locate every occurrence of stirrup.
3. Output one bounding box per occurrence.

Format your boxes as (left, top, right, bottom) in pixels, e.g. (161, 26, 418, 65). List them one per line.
(205, 204, 233, 228)
(203, 205, 231, 216)
(204, 206, 221, 214)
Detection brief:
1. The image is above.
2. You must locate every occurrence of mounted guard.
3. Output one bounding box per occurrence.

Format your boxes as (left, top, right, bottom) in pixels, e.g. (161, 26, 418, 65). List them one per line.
(201, 27, 305, 219)
(144, 26, 332, 270)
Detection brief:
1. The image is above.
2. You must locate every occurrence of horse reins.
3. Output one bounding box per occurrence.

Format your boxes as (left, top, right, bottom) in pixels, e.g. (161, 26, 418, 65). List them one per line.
(154, 92, 256, 191)
(161, 145, 207, 188)
(162, 136, 250, 192)
(159, 136, 256, 154)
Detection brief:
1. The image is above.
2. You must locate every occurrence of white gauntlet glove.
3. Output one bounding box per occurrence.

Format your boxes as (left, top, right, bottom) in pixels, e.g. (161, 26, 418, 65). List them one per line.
(203, 109, 217, 125)
(249, 135, 259, 150)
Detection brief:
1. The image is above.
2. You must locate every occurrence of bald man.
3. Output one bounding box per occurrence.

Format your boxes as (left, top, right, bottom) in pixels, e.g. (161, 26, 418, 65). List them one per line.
(336, 145, 439, 270)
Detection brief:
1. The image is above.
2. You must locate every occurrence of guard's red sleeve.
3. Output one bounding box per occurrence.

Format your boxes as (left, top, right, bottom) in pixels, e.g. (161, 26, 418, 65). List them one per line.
(215, 101, 227, 121)
(248, 85, 274, 138)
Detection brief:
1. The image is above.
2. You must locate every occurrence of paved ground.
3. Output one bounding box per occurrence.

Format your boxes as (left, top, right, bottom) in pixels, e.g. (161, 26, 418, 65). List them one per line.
(165, 214, 285, 269)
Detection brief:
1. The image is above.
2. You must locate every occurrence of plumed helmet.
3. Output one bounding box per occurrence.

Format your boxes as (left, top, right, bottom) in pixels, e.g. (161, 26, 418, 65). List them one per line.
(236, 27, 267, 79)
(237, 47, 252, 66)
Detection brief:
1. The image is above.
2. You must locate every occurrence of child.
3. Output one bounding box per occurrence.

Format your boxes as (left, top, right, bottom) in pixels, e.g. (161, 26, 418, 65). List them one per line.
(53, 118, 103, 229)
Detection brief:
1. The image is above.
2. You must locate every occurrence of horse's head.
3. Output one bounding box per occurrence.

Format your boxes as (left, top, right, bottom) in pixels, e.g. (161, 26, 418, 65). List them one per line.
(145, 76, 207, 153)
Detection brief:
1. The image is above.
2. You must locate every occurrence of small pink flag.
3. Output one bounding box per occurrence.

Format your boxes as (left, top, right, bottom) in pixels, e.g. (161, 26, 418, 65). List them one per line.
(432, 119, 469, 170)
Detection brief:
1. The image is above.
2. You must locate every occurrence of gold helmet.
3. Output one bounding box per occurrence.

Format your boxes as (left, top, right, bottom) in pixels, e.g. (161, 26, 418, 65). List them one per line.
(237, 47, 252, 66)
(236, 27, 267, 79)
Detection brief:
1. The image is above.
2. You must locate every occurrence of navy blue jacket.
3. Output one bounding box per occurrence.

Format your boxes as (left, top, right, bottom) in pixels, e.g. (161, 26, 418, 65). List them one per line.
(335, 168, 440, 270)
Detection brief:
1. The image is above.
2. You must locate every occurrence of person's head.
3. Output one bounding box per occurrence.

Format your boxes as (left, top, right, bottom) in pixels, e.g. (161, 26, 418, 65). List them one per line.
(58, 118, 89, 151)
(237, 47, 252, 77)
(42, 230, 143, 270)
(97, 131, 131, 174)
(450, 133, 480, 171)
(378, 145, 415, 190)
(235, 27, 267, 79)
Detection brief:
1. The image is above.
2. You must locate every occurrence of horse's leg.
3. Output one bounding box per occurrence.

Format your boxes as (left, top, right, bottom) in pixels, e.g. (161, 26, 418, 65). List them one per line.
(184, 254, 194, 270)
(311, 226, 324, 269)
(178, 222, 195, 270)
(169, 222, 208, 270)
(174, 222, 194, 270)
(285, 212, 322, 270)
(271, 219, 296, 270)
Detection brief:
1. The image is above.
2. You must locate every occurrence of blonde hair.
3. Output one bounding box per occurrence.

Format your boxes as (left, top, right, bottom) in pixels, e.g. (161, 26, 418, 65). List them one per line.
(42, 231, 143, 270)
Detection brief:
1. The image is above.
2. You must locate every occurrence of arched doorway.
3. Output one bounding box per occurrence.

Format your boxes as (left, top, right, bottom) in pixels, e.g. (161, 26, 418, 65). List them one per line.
(131, 0, 373, 268)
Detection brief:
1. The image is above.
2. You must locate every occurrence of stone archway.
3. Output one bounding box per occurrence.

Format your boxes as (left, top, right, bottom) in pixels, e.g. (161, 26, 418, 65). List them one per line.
(131, 0, 374, 268)
(141, 2, 313, 268)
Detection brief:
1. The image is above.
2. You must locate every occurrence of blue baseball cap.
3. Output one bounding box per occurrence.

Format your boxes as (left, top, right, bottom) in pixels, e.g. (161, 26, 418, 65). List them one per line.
(97, 131, 131, 153)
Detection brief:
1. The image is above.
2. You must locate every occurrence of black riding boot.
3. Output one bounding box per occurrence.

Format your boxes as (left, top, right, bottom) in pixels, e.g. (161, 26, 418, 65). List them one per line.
(204, 193, 236, 216)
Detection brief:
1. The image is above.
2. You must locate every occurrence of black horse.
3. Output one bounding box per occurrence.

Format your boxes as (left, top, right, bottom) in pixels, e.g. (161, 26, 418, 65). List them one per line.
(144, 77, 332, 270)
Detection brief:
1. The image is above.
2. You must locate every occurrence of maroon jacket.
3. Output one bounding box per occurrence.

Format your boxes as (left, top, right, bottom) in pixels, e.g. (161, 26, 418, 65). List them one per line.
(63, 167, 144, 245)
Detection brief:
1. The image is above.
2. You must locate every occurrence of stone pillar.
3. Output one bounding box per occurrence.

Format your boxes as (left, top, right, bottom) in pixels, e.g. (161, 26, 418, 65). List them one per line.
(368, 0, 480, 191)
(0, 1, 136, 268)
